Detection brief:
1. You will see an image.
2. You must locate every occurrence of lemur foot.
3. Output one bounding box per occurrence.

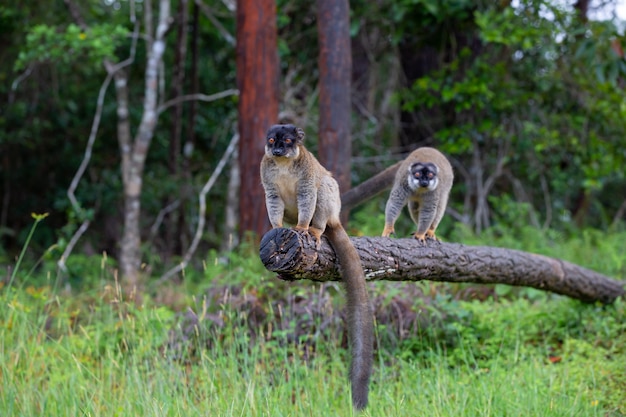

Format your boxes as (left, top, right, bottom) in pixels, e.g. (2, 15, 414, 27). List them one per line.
(308, 227, 324, 249)
(413, 232, 427, 244)
(382, 224, 395, 237)
(425, 229, 439, 242)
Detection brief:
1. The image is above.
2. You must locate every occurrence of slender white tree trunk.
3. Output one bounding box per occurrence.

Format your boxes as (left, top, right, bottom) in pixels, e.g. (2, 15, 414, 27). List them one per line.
(119, 0, 171, 285)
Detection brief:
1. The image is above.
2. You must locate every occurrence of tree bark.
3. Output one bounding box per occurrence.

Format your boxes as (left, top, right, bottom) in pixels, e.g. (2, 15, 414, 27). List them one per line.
(236, 0, 278, 237)
(316, 0, 352, 195)
(119, 0, 171, 286)
(222, 147, 240, 252)
(259, 228, 624, 304)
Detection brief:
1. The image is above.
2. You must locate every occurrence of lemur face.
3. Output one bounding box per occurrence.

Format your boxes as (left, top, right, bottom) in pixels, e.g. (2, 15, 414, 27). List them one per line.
(408, 162, 439, 191)
(265, 124, 304, 159)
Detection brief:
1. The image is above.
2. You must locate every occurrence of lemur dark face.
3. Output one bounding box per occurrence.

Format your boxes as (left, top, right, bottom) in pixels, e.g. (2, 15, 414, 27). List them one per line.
(265, 124, 304, 158)
(408, 162, 438, 191)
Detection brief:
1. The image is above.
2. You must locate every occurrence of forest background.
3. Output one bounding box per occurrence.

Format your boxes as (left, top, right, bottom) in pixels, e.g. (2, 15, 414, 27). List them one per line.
(2, 0, 626, 415)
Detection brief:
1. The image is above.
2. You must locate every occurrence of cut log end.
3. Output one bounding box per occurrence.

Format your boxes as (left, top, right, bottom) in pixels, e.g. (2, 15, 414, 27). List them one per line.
(260, 228, 326, 276)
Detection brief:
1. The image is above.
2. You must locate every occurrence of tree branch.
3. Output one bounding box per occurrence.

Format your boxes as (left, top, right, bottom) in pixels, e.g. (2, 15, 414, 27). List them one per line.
(195, 0, 236, 45)
(9, 64, 33, 105)
(59, 10, 140, 272)
(611, 198, 626, 230)
(158, 132, 240, 283)
(259, 228, 625, 304)
(67, 25, 140, 214)
(149, 199, 180, 240)
(156, 89, 239, 115)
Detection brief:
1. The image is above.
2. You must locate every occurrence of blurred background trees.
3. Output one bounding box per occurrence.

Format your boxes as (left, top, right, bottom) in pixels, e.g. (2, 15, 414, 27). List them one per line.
(1, 0, 625, 284)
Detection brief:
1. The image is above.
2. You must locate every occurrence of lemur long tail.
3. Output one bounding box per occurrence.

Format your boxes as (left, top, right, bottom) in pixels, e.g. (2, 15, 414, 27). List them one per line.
(325, 224, 373, 410)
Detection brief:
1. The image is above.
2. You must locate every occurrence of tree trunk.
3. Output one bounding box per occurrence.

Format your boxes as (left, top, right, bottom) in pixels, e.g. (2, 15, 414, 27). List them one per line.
(316, 0, 352, 195)
(119, 0, 171, 285)
(179, 0, 200, 254)
(574, 0, 590, 22)
(222, 147, 240, 252)
(110, 66, 133, 269)
(164, 0, 189, 261)
(236, 0, 278, 237)
(259, 228, 624, 304)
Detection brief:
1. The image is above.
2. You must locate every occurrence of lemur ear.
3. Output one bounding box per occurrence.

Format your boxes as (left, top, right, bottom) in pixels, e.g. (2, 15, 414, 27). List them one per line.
(296, 127, 305, 142)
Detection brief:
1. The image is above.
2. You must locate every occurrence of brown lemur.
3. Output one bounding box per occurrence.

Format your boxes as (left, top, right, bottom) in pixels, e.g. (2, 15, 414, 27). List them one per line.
(260, 124, 373, 410)
(382, 147, 453, 243)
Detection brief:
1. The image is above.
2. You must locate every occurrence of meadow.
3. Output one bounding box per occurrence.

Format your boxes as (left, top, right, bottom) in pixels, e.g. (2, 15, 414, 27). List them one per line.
(1, 223, 625, 416)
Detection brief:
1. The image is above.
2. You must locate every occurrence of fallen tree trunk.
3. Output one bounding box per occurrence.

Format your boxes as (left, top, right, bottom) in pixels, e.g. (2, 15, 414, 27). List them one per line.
(259, 228, 625, 304)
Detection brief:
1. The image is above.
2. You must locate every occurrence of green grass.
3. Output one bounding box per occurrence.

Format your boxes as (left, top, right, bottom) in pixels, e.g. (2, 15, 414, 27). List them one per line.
(2, 222, 626, 416)
(2, 283, 625, 416)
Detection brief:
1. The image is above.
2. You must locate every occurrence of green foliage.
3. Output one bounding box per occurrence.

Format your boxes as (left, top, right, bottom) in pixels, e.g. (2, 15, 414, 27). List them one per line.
(3, 0, 625, 268)
(15, 23, 129, 71)
(1, 0, 240, 263)
(200, 238, 274, 289)
(386, 0, 475, 44)
(351, 200, 387, 236)
(397, 0, 626, 230)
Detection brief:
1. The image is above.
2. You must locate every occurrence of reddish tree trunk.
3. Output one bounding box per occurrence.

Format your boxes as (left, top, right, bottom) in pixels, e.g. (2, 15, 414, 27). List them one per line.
(316, 0, 352, 194)
(236, 0, 278, 237)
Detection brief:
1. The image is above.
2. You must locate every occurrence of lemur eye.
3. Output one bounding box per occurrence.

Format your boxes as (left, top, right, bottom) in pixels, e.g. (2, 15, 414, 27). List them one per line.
(268, 138, 275, 144)
(285, 138, 292, 144)
(427, 172, 434, 179)
(414, 172, 421, 178)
